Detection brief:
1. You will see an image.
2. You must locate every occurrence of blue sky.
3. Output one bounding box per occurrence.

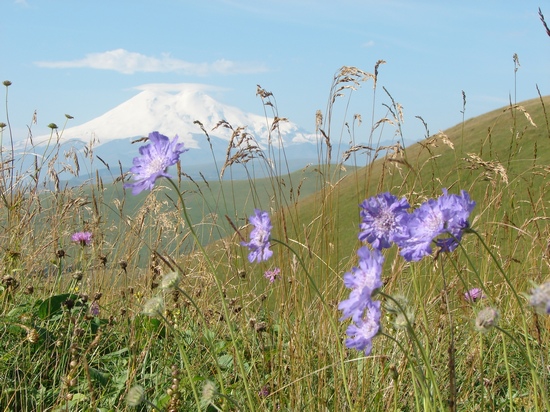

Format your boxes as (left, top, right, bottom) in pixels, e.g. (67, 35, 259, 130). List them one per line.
(2, 0, 549, 145)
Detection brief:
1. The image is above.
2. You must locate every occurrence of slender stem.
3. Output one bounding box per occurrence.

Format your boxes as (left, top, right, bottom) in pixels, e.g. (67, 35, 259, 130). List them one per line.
(379, 292, 445, 410)
(500, 333, 514, 411)
(166, 178, 255, 410)
(380, 331, 428, 397)
(467, 229, 524, 309)
(468, 229, 549, 410)
(3, 83, 14, 210)
(271, 238, 354, 407)
(158, 313, 202, 411)
(174, 285, 227, 396)
(439, 255, 456, 412)
(479, 333, 485, 409)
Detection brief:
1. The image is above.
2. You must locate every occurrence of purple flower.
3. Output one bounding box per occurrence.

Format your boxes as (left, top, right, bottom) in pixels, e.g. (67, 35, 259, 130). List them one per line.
(90, 301, 100, 317)
(124, 131, 188, 195)
(399, 189, 475, 261)
(528, 281, 550, 315)
(359, 193, 410, 249)
(264, 267, 280, 283)
(71, 231, 92, 246)
(344, 299, 381, 355)
(241, 209, 273, 263)
(464, 287, 485, 303)
(258, 385, 270, 397)
(338, 247, 384, 322)
(434, 190, 476, 250)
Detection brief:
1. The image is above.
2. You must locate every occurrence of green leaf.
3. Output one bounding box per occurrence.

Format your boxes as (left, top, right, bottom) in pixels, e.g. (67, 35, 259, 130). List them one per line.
(88, 367, 109, 386)
(36, 293, 78, 319)
(100, 347, 129, 361)
(217, 354, 234, 370)
(134, 315, 166, 337)
(7, 303, 31, 318)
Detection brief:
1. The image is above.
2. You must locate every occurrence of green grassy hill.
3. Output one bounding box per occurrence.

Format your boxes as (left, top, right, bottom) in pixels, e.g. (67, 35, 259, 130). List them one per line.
(43, 95, 550, 271)
(92, 95, 548, 266)
(278, 95, 550, 281)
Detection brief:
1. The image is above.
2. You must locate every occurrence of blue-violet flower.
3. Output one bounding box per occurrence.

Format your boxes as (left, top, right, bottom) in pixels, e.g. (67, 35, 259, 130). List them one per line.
(344, 299, 382, 355)
(338, 247, 384, 322)
(359, 193, 410, 249)
(124, 131, 188, 195)
(241, 209, 273, 263)
(399, 189, 475, 261)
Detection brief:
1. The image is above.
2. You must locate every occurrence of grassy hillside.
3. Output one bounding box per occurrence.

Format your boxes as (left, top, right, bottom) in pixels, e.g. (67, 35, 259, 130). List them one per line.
(285, 95, 550, 269)
(2, 87, 550, 411)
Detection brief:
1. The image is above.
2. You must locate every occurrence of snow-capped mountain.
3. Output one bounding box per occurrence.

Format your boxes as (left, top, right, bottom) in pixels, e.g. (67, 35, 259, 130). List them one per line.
(31, 83, 317, 149)
(18, 83, 325, 181)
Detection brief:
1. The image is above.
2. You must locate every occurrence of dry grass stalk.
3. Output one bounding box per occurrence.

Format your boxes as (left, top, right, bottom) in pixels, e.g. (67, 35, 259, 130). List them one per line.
(464, 153, 509, 185)
(503, 105, 537, 128)
(424, 131, 455, 150)
(539, 7, 550, 37)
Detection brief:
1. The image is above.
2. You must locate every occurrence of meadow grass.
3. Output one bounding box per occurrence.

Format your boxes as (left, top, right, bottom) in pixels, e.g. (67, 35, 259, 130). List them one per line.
(1, 62, 550, 412)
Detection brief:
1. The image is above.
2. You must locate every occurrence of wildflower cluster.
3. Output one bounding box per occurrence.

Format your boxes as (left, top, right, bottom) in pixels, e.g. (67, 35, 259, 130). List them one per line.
(359, 190, 475, 261)
(339, 189, 476, 354)
(123, 135, 485, 357)
(338, 247, 383, 355)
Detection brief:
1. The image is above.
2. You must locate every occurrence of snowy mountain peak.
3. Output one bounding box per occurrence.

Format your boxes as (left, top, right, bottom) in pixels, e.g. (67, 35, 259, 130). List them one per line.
(31, 83, 317, 150)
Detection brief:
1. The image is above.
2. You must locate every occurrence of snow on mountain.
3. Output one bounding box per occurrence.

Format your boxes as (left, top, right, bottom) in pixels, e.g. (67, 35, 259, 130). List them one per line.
(13, 83, 325, 183)
(30, 83, 317, 150)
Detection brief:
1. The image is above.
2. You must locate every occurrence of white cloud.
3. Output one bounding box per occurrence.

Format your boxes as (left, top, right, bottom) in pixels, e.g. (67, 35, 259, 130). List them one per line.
(132, 82, 230, 94)
(35, 49, 268, 75)
(15, 0, 29, 7)
(361, 40, 375, 48)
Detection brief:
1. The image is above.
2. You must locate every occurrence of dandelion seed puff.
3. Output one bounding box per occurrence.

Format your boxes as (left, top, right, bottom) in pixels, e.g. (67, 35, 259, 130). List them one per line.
(126, 385, 145, 407)
(475, 307, 499, 334)
(142, 296, 164, 317)
(159, 271, 181, 291)
(528, 281, 550, 315)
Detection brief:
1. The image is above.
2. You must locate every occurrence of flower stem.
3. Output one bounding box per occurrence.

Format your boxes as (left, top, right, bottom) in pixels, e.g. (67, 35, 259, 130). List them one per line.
(271, 238, 354, 408)
(166, 178, 255, 410)
(468, 228, 549, 410)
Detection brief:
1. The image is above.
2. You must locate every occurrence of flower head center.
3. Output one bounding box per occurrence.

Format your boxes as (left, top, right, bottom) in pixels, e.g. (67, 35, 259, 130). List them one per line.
(425, 209, 444, 234)
(145, 156, 168, 175)
(374, 209, 395, 233)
